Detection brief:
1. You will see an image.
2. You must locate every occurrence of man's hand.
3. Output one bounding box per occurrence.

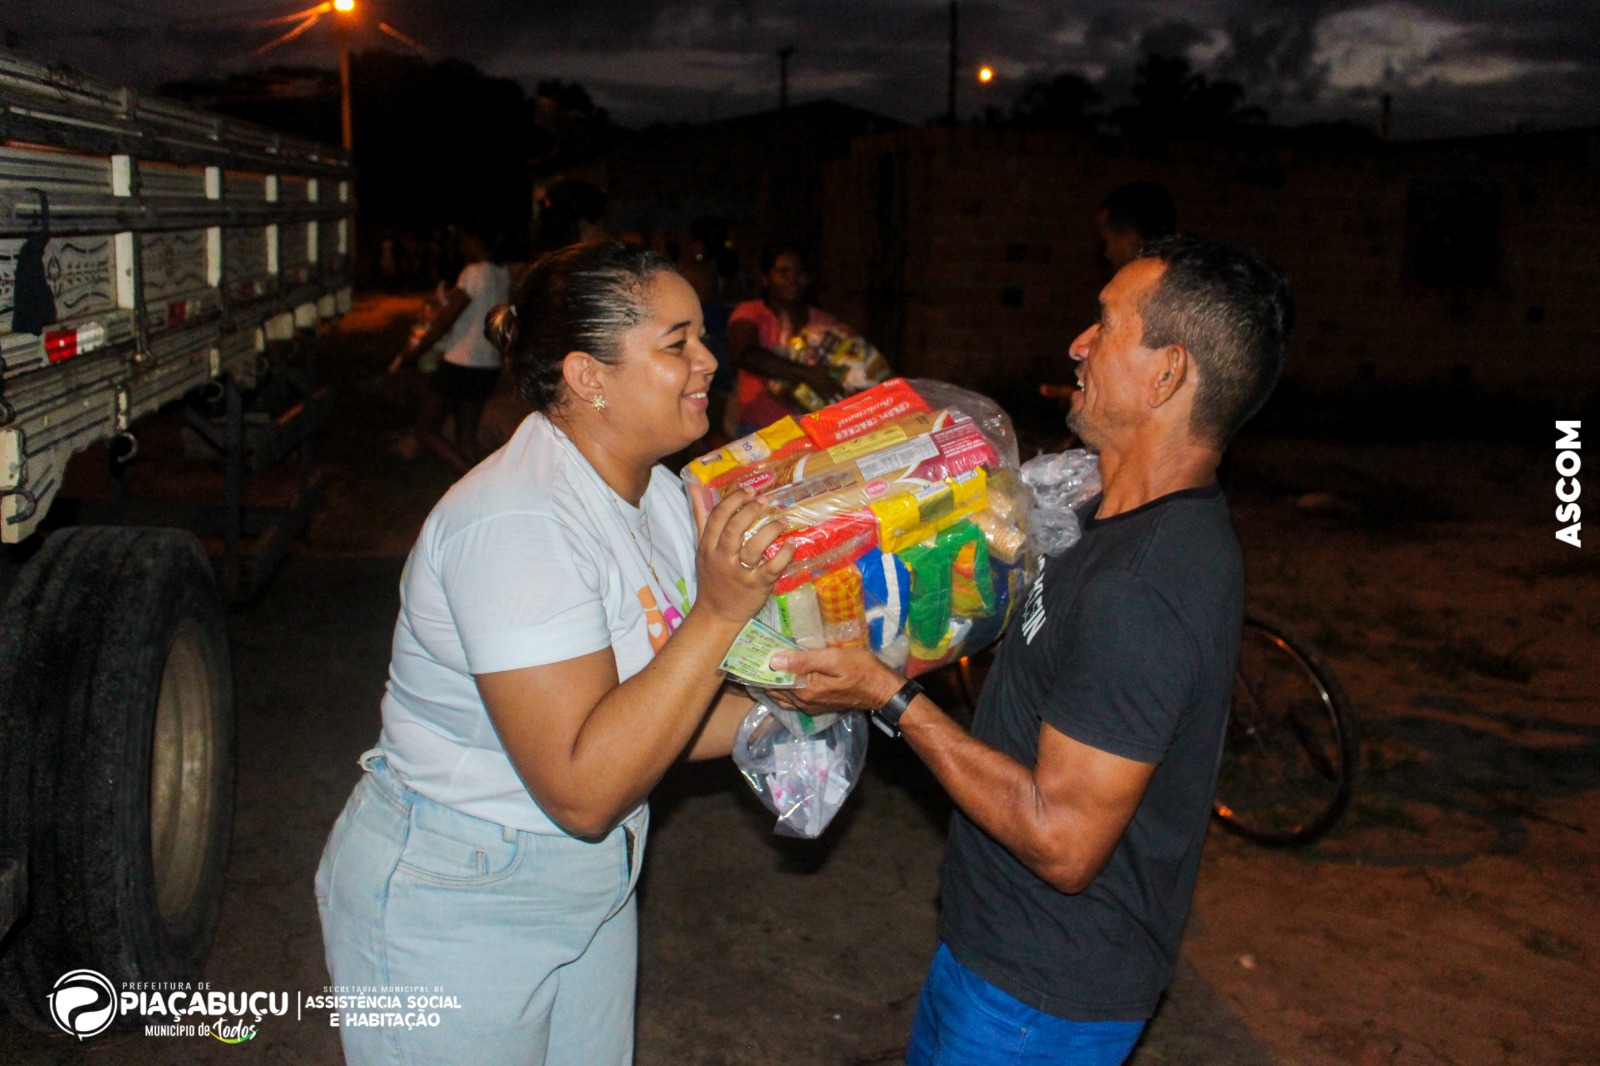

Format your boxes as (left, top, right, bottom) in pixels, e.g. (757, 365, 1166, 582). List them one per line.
(767, 647, 904, 713)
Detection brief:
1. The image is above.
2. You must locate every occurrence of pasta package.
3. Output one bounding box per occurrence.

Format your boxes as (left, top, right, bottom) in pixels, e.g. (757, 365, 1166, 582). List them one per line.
(686, 378, 1035, 681)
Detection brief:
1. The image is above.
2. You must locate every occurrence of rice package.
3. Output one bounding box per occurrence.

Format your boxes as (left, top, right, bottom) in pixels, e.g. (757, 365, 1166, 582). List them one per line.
(685, 378, 1035, 684)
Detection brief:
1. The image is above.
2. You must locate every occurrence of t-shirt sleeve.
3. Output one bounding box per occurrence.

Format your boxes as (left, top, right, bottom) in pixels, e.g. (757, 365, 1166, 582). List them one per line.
(435, 510, 612, 675)
(1039, 570, 1197, 764)
(727, 300, 762, 327)
(455, 261, 486, 300)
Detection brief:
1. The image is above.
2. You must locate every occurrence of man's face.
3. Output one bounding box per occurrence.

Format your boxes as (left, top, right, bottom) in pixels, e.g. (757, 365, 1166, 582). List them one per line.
(1065, 257, 1167, 450)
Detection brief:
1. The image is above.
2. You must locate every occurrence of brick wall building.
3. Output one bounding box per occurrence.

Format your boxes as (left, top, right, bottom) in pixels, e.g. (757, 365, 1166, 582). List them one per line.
(819, 125, 1600, 406)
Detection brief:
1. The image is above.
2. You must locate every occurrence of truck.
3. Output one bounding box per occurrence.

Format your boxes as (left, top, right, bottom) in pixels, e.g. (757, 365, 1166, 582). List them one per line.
(0, 49, 355, 1032)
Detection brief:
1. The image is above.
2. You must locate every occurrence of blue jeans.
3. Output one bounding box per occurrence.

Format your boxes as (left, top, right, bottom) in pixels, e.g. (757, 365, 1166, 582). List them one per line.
(315, 751, 646, 1065)
(907, 943, 1145, 1065)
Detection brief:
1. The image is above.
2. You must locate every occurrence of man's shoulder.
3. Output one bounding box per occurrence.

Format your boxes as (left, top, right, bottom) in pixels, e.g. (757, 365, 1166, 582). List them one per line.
(1086, 488, 1235, 562)
(1138, 490, 1240, 569)
(1066, 489, 1241, 623)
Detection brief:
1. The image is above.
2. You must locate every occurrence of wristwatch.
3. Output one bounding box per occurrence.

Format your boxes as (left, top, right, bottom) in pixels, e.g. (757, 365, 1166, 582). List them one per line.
(872, 679, 924, 738)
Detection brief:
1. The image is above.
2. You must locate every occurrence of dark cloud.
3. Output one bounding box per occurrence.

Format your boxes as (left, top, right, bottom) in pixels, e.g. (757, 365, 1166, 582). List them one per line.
(1216, 1, 1335, 105)
(6, 0, 1597, 137)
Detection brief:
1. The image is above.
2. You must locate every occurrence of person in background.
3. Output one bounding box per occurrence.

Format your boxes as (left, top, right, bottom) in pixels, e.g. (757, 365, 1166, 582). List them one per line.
(725, 245, 848, 436)
(319, 242, 794, 1065)
(676, 216, 738, 446)
(533, 179, 609, 252)
(769, 235, 1293, 1066)
(1095, 181, 1177, 272)
(397, 225, 512, 471)
(1043, 182, 1178, 405)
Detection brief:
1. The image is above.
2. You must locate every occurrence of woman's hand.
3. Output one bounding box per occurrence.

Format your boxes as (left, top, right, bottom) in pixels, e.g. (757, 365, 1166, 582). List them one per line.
(694, 489, 796, 626)
(767, 647, 904, 713)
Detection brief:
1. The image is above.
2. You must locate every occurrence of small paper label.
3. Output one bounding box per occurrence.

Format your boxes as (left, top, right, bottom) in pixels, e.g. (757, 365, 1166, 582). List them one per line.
(720, 618, 803, 686)
(857, 435, 939, 481)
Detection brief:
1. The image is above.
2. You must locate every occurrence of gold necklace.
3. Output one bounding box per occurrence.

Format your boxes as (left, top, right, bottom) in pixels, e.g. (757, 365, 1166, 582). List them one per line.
(610, 490, 674, 605)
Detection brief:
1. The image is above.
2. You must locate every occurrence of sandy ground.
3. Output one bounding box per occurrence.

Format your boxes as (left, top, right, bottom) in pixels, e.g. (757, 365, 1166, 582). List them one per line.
(1, 298, 1594, 1064)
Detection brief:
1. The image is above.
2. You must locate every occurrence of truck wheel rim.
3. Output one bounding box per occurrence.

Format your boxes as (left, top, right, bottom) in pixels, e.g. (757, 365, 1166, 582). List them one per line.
(149, 620, 218, 925)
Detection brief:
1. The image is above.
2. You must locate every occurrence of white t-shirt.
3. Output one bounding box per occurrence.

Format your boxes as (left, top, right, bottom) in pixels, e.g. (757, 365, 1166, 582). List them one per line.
(440, 260, 511, 369)
(378, 413, 698, 833)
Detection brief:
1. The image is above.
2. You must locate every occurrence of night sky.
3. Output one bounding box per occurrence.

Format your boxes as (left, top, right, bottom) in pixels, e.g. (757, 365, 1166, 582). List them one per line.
(8, 0, 1599, 140)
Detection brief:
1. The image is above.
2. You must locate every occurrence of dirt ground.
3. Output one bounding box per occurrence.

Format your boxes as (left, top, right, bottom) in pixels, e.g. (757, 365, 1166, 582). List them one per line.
(1, 297, 1595, 1064)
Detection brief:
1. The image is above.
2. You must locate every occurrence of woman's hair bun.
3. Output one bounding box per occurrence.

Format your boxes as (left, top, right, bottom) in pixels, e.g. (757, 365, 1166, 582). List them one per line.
(483, 302, 518, 354)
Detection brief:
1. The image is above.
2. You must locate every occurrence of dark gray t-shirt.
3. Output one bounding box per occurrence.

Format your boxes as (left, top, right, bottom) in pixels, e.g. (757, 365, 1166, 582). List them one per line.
(938, 484, 1243, 1021)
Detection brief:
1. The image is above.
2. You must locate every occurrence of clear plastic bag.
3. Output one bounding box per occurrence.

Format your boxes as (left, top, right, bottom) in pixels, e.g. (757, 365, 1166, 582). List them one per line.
(731, 694, 869, 838)
(1020, 449, 1101, 556)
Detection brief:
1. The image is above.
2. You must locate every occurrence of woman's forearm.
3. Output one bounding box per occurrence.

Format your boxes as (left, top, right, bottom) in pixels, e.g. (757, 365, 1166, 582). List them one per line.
(486, 606, 748, 838)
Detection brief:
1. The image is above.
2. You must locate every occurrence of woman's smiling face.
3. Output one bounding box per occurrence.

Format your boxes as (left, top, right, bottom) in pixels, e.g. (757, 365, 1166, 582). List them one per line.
(602, 271, 717, 457)
(764, 250, 809, 306)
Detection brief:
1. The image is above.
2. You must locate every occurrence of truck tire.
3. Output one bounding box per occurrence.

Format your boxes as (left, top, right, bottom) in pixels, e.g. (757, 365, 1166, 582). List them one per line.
(0, 527, 234, 1031)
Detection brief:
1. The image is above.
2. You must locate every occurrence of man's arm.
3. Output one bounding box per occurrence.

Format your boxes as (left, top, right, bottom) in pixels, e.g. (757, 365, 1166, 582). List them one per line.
(897, 692, 1154, 892)
(769, 648, 1154, 893)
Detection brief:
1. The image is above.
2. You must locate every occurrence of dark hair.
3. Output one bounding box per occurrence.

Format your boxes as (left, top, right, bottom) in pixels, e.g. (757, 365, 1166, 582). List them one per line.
(1100, 182, 1177, 243)
(758, 243, 808, 276)
(1136, 234, 1293, 445)
(485, 241, 677, 412)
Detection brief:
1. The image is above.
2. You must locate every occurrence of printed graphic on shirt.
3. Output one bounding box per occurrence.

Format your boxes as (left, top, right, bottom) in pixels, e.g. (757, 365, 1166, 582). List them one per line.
(1021, 565, 1047, 645)
(637, 577, 692, 654)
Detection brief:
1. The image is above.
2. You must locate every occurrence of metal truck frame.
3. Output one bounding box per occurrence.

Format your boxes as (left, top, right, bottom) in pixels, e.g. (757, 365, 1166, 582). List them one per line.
(0, 48, 354, 1033)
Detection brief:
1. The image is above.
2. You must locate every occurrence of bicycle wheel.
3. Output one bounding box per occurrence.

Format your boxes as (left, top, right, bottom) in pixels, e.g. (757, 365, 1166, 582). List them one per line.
(1214, 610, 1359, 846)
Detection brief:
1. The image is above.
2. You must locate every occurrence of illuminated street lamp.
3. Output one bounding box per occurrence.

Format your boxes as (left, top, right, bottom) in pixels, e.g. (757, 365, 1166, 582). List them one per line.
(977, 65, 994, 84)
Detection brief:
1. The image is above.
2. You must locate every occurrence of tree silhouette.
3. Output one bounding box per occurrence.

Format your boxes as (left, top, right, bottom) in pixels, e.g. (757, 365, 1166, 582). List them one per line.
(1003, 72, 1102, 133)
(159, 51, 554, 241)
(1111, 53, 1267, 146)
(529, 78, 615, 168)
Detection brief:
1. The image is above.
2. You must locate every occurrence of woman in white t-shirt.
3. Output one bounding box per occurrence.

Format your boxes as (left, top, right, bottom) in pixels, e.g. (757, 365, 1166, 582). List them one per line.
(317, 242, 794, 1066)
(400, 226, 512, 470)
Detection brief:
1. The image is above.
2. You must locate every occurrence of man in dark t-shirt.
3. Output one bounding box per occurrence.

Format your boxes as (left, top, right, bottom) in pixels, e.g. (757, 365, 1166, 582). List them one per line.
(773, 235, 1293, 1064)
(940, 484, 1242, 1022)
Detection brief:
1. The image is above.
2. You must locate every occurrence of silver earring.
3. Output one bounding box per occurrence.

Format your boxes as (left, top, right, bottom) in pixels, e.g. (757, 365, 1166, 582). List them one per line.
(591, 394, 607, 411)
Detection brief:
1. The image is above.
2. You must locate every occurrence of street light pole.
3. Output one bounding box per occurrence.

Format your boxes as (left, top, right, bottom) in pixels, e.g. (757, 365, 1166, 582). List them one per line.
(946, 0, 958, 124)
(334, 0, 355, 152)
(778, 44, 795, 110)
(332, 0, 357, 274)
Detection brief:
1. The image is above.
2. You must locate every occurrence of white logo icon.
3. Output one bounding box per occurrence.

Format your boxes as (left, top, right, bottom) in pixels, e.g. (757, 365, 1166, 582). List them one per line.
(48, 969, 118, 1039)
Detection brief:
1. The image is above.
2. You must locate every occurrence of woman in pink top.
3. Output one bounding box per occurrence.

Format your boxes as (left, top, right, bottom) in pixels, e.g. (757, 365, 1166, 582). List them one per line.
(726, 245, 850, 434)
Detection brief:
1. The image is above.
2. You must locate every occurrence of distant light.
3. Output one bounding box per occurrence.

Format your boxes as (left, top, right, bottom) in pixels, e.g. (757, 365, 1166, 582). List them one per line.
(334, 0, 355, 11)
(977, 66, 994, 84)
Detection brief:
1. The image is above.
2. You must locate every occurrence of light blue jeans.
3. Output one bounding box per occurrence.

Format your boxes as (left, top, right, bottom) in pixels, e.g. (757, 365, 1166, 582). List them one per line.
(908, 943, 1146, 1065)
(315, 750, 646, 1066)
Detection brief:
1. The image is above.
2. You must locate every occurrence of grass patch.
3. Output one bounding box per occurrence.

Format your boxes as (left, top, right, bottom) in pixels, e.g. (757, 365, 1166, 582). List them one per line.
(1509, 553, 1600, 582)
(1522, 928, 1585, 962)
(1346, 797, 1425, 833)
(1381, 602, 1443, 642)
(1413, 637, 1536, 685)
